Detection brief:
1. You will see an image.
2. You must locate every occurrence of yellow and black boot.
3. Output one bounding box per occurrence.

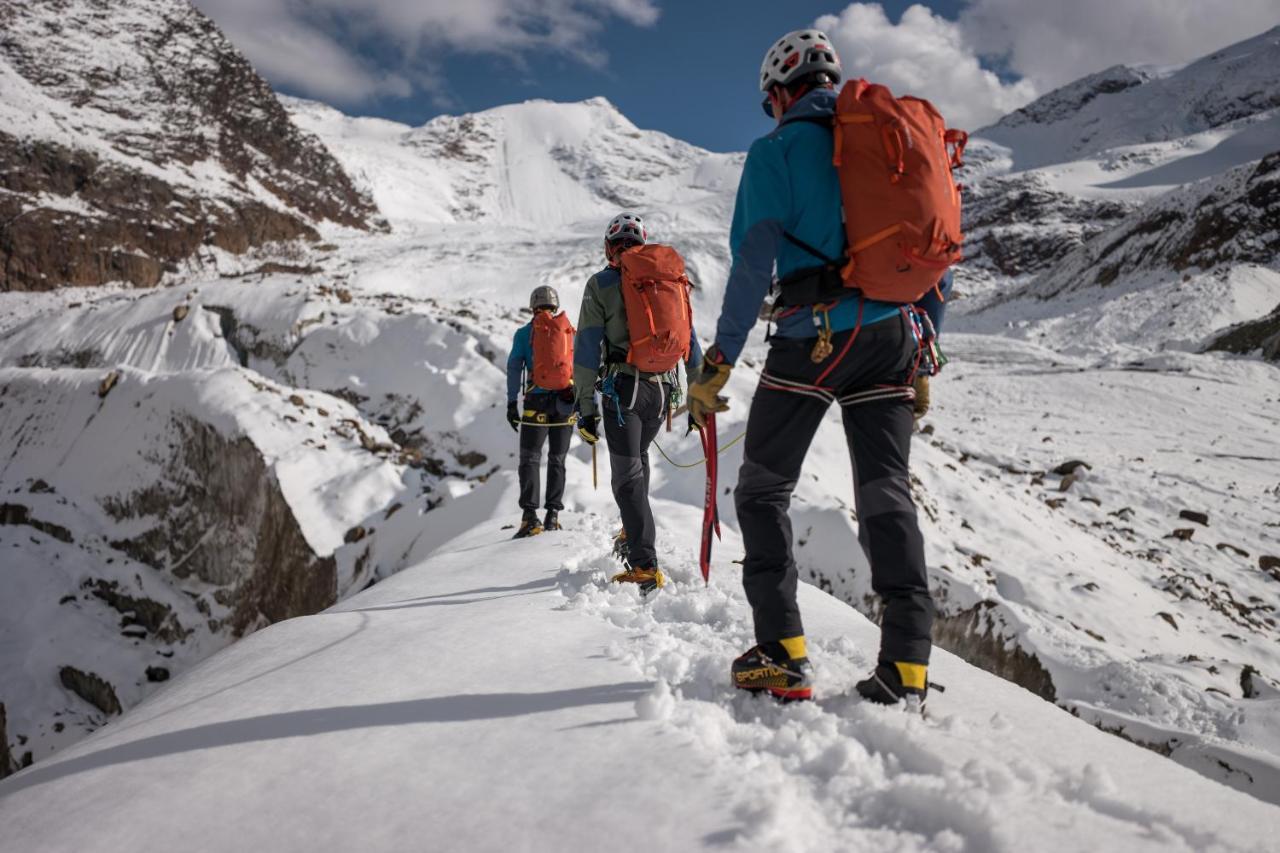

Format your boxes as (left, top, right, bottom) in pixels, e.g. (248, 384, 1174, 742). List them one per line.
(513, 509, 543, 539)
(731, 636, 813, 702)
(610, 566, 665, 594)
(856, 661, 928, 710)
(543, 510, 562, 532)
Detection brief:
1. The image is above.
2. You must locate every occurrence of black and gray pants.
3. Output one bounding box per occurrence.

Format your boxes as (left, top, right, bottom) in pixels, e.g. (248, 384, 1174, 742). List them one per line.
(518, 393, 573, 512)
(734, 313, 933, 665)
(602, 373, 669, 569)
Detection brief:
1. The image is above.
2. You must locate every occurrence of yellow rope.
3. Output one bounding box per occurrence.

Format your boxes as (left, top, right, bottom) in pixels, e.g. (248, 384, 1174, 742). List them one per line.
(519, 419, 578, 428)
(651, 430, 747, 469)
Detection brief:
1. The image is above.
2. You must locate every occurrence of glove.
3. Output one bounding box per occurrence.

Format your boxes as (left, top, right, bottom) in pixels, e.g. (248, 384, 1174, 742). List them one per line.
(912, 374, 930, 420)
(506, 401, 521, 433)
(687, 344, 732, 428)
(577, 414, 599, 445)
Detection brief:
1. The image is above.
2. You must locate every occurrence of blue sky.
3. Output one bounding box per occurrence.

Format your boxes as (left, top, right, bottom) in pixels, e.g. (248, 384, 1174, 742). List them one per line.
(195, 0, 1277, 153)
(289, 1, 966, 152)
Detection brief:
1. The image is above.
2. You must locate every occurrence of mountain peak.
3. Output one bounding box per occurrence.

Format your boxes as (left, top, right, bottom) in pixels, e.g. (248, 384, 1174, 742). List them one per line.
(976, 24, 1280, 170)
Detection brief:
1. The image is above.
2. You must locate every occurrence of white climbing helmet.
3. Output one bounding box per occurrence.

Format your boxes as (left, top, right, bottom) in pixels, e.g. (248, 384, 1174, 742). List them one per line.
(759, 29, 842, 92)
(605, 212, 647, 246)
(529, 286, 559, 312)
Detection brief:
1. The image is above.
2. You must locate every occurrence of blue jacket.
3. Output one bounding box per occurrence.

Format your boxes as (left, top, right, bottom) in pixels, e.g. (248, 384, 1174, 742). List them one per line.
(716, 87, 929, 364)
(506, 321, 558, 402)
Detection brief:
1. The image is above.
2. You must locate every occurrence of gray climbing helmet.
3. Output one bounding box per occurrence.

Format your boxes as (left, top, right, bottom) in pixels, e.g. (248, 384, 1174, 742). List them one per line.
(529, 286, 559, 312)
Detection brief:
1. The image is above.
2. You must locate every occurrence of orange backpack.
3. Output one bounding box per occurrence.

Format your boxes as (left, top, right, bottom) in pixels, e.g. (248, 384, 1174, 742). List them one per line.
(619, 245, 693, 373)
(832, 79, 967, 303)
(531, 311, 574, 390)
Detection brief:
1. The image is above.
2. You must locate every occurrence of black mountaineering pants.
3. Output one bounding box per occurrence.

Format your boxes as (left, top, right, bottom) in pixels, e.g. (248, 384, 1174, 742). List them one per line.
(518, 393, 573, 512)
(603, 373, 668, 569)
(734, 312, 934, 665)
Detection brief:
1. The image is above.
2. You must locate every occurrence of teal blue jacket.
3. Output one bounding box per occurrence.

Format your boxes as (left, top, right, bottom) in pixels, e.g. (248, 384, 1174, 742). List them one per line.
(506, 321, 557, 402)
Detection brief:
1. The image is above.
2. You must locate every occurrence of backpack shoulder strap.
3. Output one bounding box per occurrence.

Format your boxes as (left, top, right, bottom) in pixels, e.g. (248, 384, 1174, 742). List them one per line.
(782, 115, 834, 130)
(782, 231, 844, 267)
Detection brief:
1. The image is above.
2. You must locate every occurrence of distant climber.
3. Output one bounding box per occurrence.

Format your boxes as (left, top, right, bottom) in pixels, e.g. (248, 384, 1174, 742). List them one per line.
(507, 286, 576, 538)
(688, 29, 965, 705)
(573, 213, 703, 593)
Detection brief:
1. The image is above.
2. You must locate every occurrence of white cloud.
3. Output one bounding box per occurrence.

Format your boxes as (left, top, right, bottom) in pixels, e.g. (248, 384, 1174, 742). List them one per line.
(816, 4, 1037, 131)
(192, 0, 660, 105)
(959, 0, 1280, 93)
(815, 1, 1277, 132)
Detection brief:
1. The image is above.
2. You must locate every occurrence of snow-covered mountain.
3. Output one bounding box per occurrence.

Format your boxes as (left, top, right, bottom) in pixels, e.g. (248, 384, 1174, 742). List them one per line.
(2, 5, 1280, 837)
(958, 26, 1280, 292)
(0, 0, 382, 292)
(979, 26, 1280, 170)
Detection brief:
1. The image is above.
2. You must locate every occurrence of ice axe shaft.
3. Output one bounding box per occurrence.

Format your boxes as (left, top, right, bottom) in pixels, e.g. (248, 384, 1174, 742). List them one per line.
(698, 412, 720, 585)
(592, 442, 598, 490)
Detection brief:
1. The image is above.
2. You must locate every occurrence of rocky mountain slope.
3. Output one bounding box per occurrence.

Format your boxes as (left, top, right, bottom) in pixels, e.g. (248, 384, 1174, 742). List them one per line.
(0, 0, 382, 292)
(957, 26, 1280, 289)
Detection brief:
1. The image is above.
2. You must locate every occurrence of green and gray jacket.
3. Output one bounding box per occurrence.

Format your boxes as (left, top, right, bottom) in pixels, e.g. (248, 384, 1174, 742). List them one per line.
(572, 264, 704, 417)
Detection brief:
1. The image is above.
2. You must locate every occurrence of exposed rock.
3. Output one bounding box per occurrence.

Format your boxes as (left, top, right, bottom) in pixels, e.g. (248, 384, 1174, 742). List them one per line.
(932, 602, 1058, 702)
(1167, 528, 1195, 541)
(1206, 302, 1280, 362)
(98, 370, 120, 398)
(1052, 460, 1092, 476)
(1157, 612, 1180, 631)
(455, 451, 488, 469)
(172, 305, 190, 323)
(344, 525, 367, 544)
(0, 503, 73, 542)
(1216, 542, 1249, 557)
(1260, 555, 1280, 581)
(1179, 510, 1210, 526)
(0, 703, 13, 780)
(101, 416, 336, 635)
(145, 667, 170, 683)
(59, 666, 122, 715)
(84, 579, 188, 643)
(0, 0, 382, 291)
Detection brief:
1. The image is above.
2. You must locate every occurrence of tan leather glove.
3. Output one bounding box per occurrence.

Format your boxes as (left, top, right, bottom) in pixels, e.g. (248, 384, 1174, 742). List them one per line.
(688, 344, 732, 428)
(913, 374, 930, 420)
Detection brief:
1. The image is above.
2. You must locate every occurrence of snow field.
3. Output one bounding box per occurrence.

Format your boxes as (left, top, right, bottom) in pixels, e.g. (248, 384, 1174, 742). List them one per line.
(4, 470, 1278, 852)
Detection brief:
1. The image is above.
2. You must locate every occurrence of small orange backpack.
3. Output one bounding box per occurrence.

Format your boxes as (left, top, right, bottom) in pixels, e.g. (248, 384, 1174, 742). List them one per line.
(619, 245, 693, 373)
(531, 311, 574, 390)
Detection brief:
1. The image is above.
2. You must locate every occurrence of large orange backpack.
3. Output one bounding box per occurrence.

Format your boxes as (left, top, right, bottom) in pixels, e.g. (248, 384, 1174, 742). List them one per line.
(531, 311, 574, 390)
(832, 79, 967, 303)
(619, 245, 693, 373)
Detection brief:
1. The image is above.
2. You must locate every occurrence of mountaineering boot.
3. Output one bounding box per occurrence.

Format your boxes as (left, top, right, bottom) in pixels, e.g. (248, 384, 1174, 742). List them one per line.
(732, 637, 813, 702)
(856, 661, 928, 711)
(543, 510, 561, 531)
(611, 528, 629, 562)
(513, 509, 543, 539)
(610, 566, 665, 594)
